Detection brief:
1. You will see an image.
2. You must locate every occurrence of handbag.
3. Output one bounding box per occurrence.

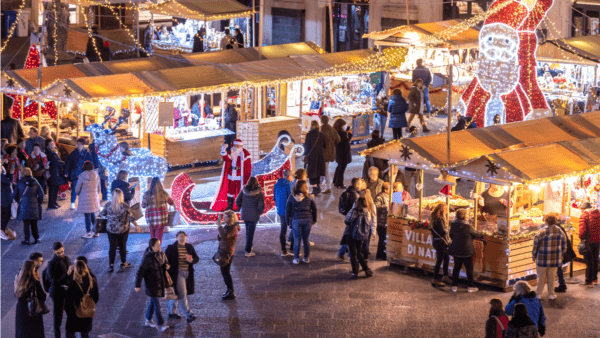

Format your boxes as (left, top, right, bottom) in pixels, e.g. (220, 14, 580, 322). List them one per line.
(164, 286, 177, 300)
(430, 220, 451, 246)
(95, 217, 107, 233)
(27, 285, 50, 316)
(168, 210, 180, 227)
(11, 201, 18, 218)
(130, 203, 143, 221)
(578, 213, 591, 255)
(212, 249, 231, 267)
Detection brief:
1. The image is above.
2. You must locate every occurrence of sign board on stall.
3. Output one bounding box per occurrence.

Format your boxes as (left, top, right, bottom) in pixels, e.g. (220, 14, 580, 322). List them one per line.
(352, 114, 370, 138)
(158, 102, 175, 127)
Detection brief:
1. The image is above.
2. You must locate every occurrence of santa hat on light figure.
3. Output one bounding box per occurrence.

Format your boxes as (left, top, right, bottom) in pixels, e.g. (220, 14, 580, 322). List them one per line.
(233, 139, 243, 146)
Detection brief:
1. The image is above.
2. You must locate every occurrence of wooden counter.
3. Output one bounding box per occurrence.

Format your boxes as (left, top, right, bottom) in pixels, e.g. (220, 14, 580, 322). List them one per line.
(237, 116, 301, 161)
(144, 132, 224, 167)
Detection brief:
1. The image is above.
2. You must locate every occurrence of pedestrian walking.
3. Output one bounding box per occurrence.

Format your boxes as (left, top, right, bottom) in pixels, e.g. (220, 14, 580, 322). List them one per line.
(505, 304, 540, 338)
(343, 197, 374, 279)
(304, 120, 327, 195)
(430, 203, 451, 287)
(333, 119, 352, 188)
(14, 260, 47, 338)
(485, 298, 508, 338)
(142, 177, 174, 242)
(45, 138, 66, 209)
(26, 143, 48, 194)
(505, 281, 546, 336)
(274, 170, 294, 256)
(374, 92, 389, 136)
(532, 213, 566, 299)
(362, 130, 386, 179)
(448, 209, 483, 292)
(286, 179, 317, 264)
(406, 78, 431, 132)
(88, 136, 107, 201)
(320, 115, 340, 194)
(578, 202, 599, 286)
(374, 182, 390, 260)
(235, 176, 265, 257)
(64, 138, 93, 209)
(75, 161, 101, 239)
(45, 242, 71, 338)
(363, 189, 377, 260)
(135, 238, 171, 332)
(412, 58, 432, 118)
(64, 261, 99, 338)
(13, 167, 44, 245)
(165, 231, 199, 322)
(1, 166, 17, 240)
(100, 189, 133, 272)
(217, 210, 241, 300)
(25, 127, 46, 156)
(337, 177, 364, 261)
(110, 170, 140, 231)
(387, 88, 409, 140)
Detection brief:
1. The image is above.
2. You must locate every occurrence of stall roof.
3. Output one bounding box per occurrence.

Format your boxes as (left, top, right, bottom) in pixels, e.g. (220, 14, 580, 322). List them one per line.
(364, 20, 480, 49)
(2, 42, 323, 92)
(537, 40, 598, 66)
(147, 0, 254, 21)
(362, 111, 600, 167)
(540, 35, 600, 63)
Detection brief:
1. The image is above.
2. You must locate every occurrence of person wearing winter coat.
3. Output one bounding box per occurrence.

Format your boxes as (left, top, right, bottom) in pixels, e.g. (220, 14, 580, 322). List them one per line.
(25, 127, 46, 156)
(343, 197, 374, 279)
(364, 166, 383, 198)
(362, 130, 387, 180)
(217, 210, 241, 300)
(532, 214, 566, 299)
(505, 281, 546, 336)
(45, 138, 66, 209)
(374, 94, 389, 136)
(64, 138, 93, 208)
(485, 298, 508, 338)
(142, 177, 174, 242)
(578, 202, 600, 286)
(1, 167, 16, 240)
(320, 115, 340, 194)
(26, 143, 49, 193)
(100, 189, 132, 272)
(374, 183, 390, 260)
(337, 178, 365, 260)
(3, 145, 22, 183)
(430, 203, 451, 287)
(75, 161, 101, 239)
(192, 26, 205, 52)
(110, 170, 135, 204)
(387, 88, 409, 140)
(505, 303, 540, 338)
(448, 209, 483, 292)
(333, 119, 352, 189)
(14, 260, 46, 338)
(100, 40, 112, 61)
(286, 180, 317, 264)
(412, 58, 432, 118)
(135, 238, 171, 332)
(274, 170, 294, 256)
(222, 101, 238, 148)
(235, 177, 265, 257)
(88, 138, 107, 201)
(165, 231, 199, 322)
(406, 79, 431, 133)
(13, 167, 44, 245)
(47, 242, 71, 338)
(64, 261, 99, 338)
(1, 105, 24, 144)
(304, 120, 327, 195)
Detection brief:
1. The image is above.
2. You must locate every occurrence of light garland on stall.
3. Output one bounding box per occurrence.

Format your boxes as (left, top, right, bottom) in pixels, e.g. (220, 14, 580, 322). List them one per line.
(0, 0, 26, 54)
(104, 3, 146, 54)
(146, 0, 256, 22)
(52, 1, 59, 65)
(83, 8, 102, 62)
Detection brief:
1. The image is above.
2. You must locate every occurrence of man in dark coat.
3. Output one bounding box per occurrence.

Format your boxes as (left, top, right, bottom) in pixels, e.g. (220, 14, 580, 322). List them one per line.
(303, 120, 327, 195)
(234, 28, 244, 48)
(222, 100, 238, 149)
(1, 94, 24, 143)
(135, 239, 170, 331)
(165, 231, 199, 323)
(192, 26, 205, 53)
(45, 242, 71, 338)
(45, 138, 67, 209)
(1, 168, 15, 239)
(362, 130, 387, 180)
(412, 58, 432, 118)
(333, 120, 352, 189)
(64, 138, 93, 209)
(142, 21, 158, 57)
(13, 170, 44, 244)
(85, 27, 104, 62)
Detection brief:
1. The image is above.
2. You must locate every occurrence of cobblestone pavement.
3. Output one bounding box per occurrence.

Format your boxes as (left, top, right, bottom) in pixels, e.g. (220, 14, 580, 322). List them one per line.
(2, 150, 600, 338)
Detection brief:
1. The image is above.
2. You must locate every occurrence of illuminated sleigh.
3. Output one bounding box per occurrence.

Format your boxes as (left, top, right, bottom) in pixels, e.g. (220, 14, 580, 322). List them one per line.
(171, 135, 304, 224)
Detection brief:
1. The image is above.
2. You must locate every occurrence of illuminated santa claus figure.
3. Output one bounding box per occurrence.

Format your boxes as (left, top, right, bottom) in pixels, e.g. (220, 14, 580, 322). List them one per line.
(211, 139, 252, 212)
(459, 0, 553, 126)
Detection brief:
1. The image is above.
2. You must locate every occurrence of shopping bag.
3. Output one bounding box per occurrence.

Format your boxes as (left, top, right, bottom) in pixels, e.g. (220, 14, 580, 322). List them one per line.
(168, 211, 180, 227)
(130, 203, 143, 221)
(164, 287, 177, 300)
(11, 202, 18, 219)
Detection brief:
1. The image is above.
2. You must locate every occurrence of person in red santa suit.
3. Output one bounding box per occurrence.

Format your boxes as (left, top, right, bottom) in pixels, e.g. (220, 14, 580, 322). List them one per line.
(211, 139, 252, 212)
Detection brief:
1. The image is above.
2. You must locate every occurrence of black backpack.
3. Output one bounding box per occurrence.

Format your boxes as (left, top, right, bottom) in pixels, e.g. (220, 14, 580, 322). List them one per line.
(338, 191, 353, 215)
(351, 212, 371, 241)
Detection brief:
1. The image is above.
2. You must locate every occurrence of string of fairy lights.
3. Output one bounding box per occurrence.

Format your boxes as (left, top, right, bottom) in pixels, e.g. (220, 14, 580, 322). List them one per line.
(0, 0, 26, 54)
(52, 1, 59, 65)
(83, 7, 102, 62)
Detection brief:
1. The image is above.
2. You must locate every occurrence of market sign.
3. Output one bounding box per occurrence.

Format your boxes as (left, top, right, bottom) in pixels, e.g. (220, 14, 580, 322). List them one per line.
(158, 102, 175, 127)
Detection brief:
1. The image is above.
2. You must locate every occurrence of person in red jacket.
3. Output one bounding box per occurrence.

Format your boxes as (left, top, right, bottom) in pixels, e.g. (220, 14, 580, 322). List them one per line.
(579, 202, 600, 286)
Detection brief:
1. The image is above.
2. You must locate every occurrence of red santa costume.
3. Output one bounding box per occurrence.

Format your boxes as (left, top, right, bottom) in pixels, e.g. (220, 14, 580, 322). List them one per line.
(460, 0, 553, 127)
(211, 139, 252, 212)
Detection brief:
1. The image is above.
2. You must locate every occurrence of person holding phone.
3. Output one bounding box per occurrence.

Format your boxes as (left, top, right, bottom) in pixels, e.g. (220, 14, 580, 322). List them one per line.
(165, 231, 199, 322)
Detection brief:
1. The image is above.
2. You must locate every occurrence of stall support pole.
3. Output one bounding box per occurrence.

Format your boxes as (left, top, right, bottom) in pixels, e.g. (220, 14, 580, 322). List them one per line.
(404, 0, 410, 25)
(258, 0, 264, 47)
(262, 86, 267, 120)
(473, 182, 480, 230)
(163, 96, 167, 146)
(21, 96, 24, 121)
(418, 169, 424, 221)
(299, 81, 303, 117)
(252, 0, 256, 47)
(140, 98, 145, 140)
(56, 102, 60, 140)
(246, 16, 250, 48)
(76, 107, 80, 139)
(389, 165, 395, 212)
(329, 0, 334, 53)
(135, 0, 140, 58)
(508, 184, 513, 219)
(275, 84, 280, 117)
(561, 179, 566, 215)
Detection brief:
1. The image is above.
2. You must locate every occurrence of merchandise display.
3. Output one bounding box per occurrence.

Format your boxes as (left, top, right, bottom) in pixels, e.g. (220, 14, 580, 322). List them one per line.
(536, 62, 598, 114)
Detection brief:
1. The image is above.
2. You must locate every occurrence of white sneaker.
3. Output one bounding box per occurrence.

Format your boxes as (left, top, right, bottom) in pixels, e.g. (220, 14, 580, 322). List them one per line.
(293, 259, 299, 264)
(70, 203, 76, 210)
(81, 232, 93, 239)
(245, 251, 255, 257)
(451, 286, 458, 292)
(157, 325, 170, 332)
(548, 294, 558, 300)
(0, 232, 8, 240)
(144, 319, 156, 327)
(467, 287, 479, 293)
(303, 258, 310, 264)
(93, 232, 100, 237)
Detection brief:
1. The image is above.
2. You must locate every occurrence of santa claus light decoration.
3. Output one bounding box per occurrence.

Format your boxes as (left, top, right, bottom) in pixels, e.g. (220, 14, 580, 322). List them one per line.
(211, 139, 252, 212)
(459, 0, 553, 126)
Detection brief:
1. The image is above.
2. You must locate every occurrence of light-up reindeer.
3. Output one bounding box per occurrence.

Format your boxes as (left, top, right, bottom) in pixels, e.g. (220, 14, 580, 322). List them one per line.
(86, 108, 168, 200)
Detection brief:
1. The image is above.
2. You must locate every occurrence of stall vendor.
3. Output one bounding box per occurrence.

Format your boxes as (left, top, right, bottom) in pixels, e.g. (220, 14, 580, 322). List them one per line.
(478, 184, 510, 217)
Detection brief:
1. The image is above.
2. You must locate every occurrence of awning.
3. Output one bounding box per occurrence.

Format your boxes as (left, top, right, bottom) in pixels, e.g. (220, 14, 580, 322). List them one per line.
(147, 0, 255, 21)
(536, 41, 598, 66)
(540, 35, 600, 63)
(362, 111, 600, 168)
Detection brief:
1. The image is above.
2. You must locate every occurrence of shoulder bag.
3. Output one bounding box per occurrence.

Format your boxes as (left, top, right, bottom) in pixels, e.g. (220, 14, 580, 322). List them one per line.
(27, 283, 50, 316)
(560, 227, 576, 263)
(212, 249, 231, 267)
(431, 221, 451, 246)
(75, 279, 96, 318)
(130, 203, 143, 221)
(578, 213, 591, 255)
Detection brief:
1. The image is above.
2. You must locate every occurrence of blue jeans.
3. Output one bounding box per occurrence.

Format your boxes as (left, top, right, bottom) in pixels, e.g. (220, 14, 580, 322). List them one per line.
(338, 244, 351, 261)
(374, 114, 387, 136)
(292, 220, 312, 259)
(557, 265, 565, 285)
(100, 178, 107, 200)
(244, 221, 257, 253)
(423, 87, 431, 114)
(70, 179, 78, 203)
(145, 296, 165, 326)
(84, 213, 96, 232)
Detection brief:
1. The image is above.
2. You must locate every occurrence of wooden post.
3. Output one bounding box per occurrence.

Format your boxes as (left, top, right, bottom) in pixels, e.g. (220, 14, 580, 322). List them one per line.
(261, 86, 267, 120)
(561, 179, 566, 215)
(388, 164, 395, 212)
(473, 182, 480, 230)
(275, 84, 280, 117)
(38, 102, 42, 130)
(140, 98, 145, 140)
(76, 107, 80, 139)
(299, 80, 303, 118)
(508, 185, 513, 220)
(163, 97, 167, 143)
(56, 102, 60, 141)
(418, 169, 424, 221)
(21, 96, 24, 121)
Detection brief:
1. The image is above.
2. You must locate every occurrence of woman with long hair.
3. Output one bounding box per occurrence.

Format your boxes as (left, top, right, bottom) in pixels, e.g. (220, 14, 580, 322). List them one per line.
(430, 203, 451, 287)
(448, 209, 483, 292)
(14, 260, 46, 338)
(362, 189, 377, 260)
(101, 189, 133, 272)
(235, 177, 265, 257)
(142, 177, 174, 242)
(217, 210, 241, 300)
(136, 238, 171, 332)
(64, 260, 99, 338)
(333, 118, 352, 189)
(485, 298, 508, 338)
(344, 197, 374, 279)
(303, 120, 326, 195)
(286, 180, 317, 264)
(45, 138, 67, 209)
(75, 161, 101, 239)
